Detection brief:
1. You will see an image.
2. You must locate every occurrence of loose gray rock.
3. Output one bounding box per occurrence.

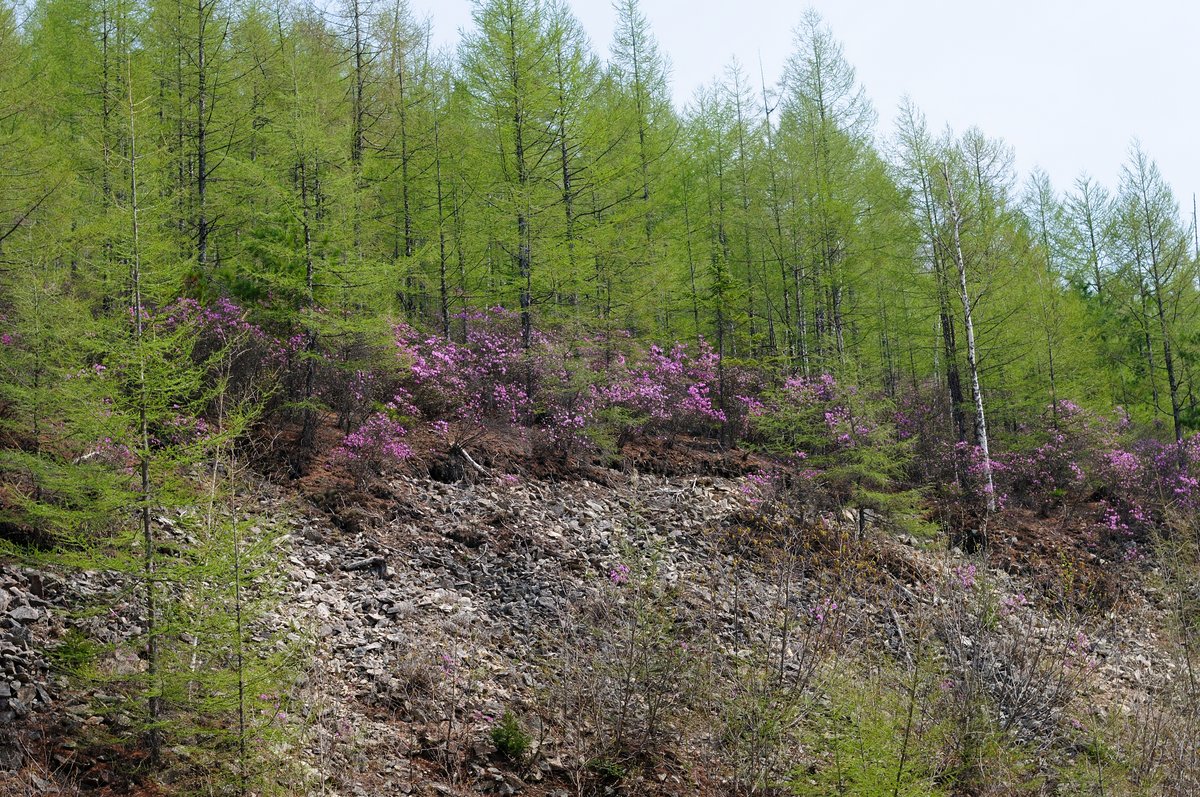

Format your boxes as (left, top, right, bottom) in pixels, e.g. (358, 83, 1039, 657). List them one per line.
(8, 607, 39, 624)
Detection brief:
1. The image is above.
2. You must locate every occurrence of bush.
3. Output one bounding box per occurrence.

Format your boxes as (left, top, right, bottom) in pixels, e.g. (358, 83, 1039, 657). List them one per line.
(389, 309, 735, 459)
(490, 710, 532, 762)
(751, 372, 928, 535)
(791, 665, 950, 797)
(48, 628, 100, 676)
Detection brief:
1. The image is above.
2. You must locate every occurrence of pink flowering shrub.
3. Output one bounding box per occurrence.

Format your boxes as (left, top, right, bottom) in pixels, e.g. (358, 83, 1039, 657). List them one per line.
(388, 309, 734, 457)
(608, 563, 631, 585)
(152, 296, 307, 420)
(394, 308, 533, 427)
(988, 400, 1111, 512)
(739, 471, 779, 508)
(600, 338, 728, 438)
(926, 396, 1200, 557)
(1131, 435, 1200, 512)
(331, 412, 413, 481)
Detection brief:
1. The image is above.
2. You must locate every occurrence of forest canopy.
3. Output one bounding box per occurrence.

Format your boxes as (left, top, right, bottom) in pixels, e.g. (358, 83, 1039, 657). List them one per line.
(2, 0, 1195, 441)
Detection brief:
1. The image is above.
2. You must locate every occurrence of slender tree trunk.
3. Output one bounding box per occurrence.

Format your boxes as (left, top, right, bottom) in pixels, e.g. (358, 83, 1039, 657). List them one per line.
(682, 179, 700, 335)
(195, 0, 208, 275)
(1153, 281, 1183, 445)
(1047, 330, 1059, 429)
(453, 181, 468, 342)
(511, 74, 532, 349)
(919, 166, 969, 449)
(393, 5, 414, 260)
(99, 1, 118, 310)
(759, 61, 791, 358)
(1083, 200, 1103, 296)
(298, 154, 317, 454)
(1139, 296, 1161, 415)
(943, 164, 995, 516)
(128, 64, 161, 765)
(628, 21, 652, 241)
(1140, 192, 1186, 445)
(732, 83, 756, 351)
(555, 76, 576, 303)
(434, 121, 450, 338)
(1193, 193, 1199, 262)
(350, 0, 367, 265)
(233, 500, 246, 794)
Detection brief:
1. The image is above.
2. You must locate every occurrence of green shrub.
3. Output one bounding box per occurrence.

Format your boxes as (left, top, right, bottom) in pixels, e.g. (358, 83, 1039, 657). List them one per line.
(585, 756, 627, 782)
(48, 628, 100, 676)
(490, 710, 531, 762)
(790, 667, 950, 797)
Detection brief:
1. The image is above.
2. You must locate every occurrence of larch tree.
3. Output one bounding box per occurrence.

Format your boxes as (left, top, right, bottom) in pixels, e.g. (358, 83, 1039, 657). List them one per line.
(894, 100, 969, 453)
(544, 0, 600, 317)
(940, 156, 995, 515)
(1063, 174, 1113, 297)
(607, 0, 676, 333)
(779, 8, 876, 371)
(1113, 143, 1197, 444)
(370, 0, 435, 282)
(932, 129, 1025, 520)
(1022, 169, 1068, 423)
(142, 0, 238, 285)
(684, 80, 738, 435)
(460, 0, 557, 349)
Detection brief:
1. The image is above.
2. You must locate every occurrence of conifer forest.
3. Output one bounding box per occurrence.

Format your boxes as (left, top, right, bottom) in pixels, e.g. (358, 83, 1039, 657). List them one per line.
(2, 0, 1200, 794)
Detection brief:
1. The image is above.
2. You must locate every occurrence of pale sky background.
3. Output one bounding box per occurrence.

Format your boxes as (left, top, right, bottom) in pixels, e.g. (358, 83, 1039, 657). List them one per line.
(411, 0, 1200, 212)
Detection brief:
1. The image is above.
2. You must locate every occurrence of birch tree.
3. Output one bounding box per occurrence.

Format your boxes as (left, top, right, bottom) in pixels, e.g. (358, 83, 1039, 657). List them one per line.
(941, 161, 994, 514)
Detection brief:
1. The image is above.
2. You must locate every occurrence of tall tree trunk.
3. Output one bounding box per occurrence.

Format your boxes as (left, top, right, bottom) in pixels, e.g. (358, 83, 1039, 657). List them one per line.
(195, 0, 208, 275)
(434, 121, 450, 338)
(943, 164, 996, 516)
(391, 2, 414, 260)
(350, 0, 366, 263)
(1139, 184, 1186, 446)
(681, 173, 701, 335)
(128, 62, 160, 765)
(297, 153, 318, 455)
(555, 81, 576, 303)
(760, 61, 791, 358)
(511, 55, 532, 349)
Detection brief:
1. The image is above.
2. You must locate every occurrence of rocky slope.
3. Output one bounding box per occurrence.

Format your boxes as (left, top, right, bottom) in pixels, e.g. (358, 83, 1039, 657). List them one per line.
(0, 464, 1186, 795)
(273, 470, 1176, 795)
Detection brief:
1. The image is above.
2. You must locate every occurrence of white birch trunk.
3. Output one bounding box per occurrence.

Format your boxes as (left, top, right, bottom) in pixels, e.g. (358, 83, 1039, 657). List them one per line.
(942, 164, 996, 514)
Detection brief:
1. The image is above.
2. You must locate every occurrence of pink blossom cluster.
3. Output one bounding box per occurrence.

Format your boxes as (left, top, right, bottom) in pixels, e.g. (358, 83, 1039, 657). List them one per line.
(149, 297, 304, 368)
(747, 371, 898, 490)
(161, 411, 212, 446)
(600, 339, 728, 428)
(390, 312, 730, 449)
(740, 472, 776, 507)
(332, 412, 413, 467)
(394, 309, 534, 427)
(809, 597, 839, 625)
(782, 373, 839, 402)
(1000, 592, 1029, 616)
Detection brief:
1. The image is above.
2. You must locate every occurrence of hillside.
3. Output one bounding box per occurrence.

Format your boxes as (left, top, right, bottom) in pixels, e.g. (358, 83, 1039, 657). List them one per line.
(4, 0, 1200, 793)
(0, 431, 1196, 795)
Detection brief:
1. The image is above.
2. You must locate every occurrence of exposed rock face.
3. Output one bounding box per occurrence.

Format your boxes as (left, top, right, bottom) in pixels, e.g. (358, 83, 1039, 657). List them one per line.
(0, 569, 61, 722)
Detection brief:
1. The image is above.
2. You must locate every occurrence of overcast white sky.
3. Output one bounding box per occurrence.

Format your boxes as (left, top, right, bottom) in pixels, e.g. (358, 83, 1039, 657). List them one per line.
(412, 0, 1200, 208)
